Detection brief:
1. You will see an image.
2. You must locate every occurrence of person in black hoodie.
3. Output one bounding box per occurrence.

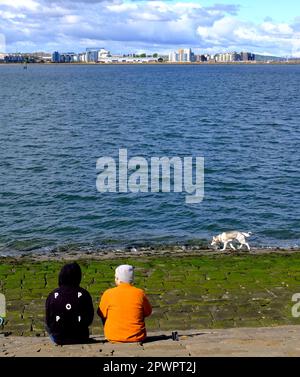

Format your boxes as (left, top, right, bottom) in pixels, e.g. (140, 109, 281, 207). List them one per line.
(45, 262, 94, 345)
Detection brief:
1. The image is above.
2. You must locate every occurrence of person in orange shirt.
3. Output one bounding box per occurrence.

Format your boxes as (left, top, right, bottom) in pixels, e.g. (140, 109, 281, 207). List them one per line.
(97, 264, 152, 343)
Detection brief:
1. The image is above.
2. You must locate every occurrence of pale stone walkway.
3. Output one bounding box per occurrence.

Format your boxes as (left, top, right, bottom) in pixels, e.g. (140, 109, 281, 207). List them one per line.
(1, 326, 300, 357)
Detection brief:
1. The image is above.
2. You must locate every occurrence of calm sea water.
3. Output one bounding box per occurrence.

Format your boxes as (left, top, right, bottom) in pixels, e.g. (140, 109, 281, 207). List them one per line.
(1, 64, 300, 254)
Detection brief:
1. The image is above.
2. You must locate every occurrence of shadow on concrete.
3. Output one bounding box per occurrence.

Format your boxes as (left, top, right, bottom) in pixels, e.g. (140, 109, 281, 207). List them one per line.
(141, 332, 206, 344)
(141, 335, 172, 343)
(87, 338, 106, 344)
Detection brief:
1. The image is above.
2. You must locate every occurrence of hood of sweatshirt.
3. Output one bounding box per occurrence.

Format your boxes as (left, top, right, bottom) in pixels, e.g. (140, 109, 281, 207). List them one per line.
(58, 262, 82, 287)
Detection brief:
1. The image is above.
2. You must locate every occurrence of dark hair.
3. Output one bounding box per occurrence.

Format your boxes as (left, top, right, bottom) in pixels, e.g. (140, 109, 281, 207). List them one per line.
(58, 262, 82, 287)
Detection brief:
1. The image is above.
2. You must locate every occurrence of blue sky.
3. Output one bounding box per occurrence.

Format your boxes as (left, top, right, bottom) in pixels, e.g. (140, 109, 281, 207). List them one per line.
(199, 0, 298, 23)
(0, 0, 300, 56)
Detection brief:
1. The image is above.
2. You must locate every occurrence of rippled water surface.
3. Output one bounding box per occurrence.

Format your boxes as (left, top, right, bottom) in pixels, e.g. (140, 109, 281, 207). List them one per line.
(1, 64, 300, 253)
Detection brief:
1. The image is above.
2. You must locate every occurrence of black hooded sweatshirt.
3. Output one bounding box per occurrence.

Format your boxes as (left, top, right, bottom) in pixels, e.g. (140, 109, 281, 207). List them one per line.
(45, 262, 94, 345)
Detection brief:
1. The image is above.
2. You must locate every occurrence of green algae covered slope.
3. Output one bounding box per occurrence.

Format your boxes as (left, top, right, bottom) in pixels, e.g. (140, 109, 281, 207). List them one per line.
(1, 253, 300, 336)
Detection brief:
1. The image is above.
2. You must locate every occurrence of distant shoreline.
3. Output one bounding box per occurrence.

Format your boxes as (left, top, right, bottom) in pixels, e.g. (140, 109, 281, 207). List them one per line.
(1, 61, 300, 66)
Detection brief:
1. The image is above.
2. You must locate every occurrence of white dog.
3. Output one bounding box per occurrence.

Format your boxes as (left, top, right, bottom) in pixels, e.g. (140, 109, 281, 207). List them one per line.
(211, 231, 252, 251)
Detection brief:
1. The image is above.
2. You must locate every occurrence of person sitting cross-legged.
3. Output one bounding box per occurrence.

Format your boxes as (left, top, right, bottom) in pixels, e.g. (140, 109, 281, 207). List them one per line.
(98, 264, 152, 343)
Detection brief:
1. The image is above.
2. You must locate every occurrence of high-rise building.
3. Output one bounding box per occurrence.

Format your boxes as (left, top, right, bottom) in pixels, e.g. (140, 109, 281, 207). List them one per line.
(169, 48, 194, 62)
(51, 52, 77, 63)
(241, 52, 255, 61)
(168, 51, 179, 62)
(179, 48, 193, 62)
(86, 48, 100, 62)
(215, 52, 241, 62)
(52, 51, 60, 63)
(78, 52, 87, 62)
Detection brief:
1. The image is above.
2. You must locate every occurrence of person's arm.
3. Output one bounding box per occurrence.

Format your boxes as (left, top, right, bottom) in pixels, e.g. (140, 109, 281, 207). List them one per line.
(142, 294, 152, 318)
(45, 292, 54, 333)
(83, 291, 94, 326)
(97, 291, 109, 325)
(97, 307, 106, 326)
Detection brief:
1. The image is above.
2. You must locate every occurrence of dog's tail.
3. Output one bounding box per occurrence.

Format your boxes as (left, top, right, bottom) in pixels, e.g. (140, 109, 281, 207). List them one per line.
(242, 232, 252, 238)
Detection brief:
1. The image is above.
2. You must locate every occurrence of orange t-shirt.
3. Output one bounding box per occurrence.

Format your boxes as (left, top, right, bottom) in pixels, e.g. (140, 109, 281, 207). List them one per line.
(98, 283, 152, 343)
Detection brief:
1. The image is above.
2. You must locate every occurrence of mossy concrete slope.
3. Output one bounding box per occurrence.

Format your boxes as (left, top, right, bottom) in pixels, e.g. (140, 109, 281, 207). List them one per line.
(1, 253, 300, 336)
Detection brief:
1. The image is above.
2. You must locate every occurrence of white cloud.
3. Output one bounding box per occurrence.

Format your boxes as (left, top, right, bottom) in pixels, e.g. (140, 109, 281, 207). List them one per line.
(63, 14, 81, 24)
(261, 22, 293, 35)
(0, 10, 26, 19)
(196, 15, 300, 56)
(106, 3, 138, 13)
(197, 17, 237, 41)
(0, 0, 39, 11)
(0, 0, 299, 56)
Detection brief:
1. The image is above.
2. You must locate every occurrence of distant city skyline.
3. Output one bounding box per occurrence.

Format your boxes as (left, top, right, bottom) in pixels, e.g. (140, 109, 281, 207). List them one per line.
(0, 0, 299, 57)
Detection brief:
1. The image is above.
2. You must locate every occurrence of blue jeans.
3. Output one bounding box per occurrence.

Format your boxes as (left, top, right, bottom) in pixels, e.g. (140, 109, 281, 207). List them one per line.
(48, 333, 59, 345)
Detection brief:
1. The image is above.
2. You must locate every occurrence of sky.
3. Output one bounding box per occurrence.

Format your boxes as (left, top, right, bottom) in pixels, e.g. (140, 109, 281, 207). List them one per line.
(0, 0, 300, 56)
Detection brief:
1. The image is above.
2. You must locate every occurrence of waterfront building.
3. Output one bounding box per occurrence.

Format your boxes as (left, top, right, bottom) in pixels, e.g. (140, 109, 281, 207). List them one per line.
(213, 51, 256, 63)
(62, 53, 76, 63)
(195, 54, 209, 62)
(78, 52, 87, 62)
(52, 51, 60, 63)
(168, 48, 194, 62)
(4, 54, 24, 63)
(168, 51, 179, 62)
(28, 52, 52, 62)
(204, 54, 214, 62)
(215, 52, 241, 63)
(241, 52, 256, 61)
(179, 48, 191, 62)
(86, 48, 101, 62)
(51, 49, 161, 64)
(51, 52, 77, 63)
(47, 48, 254, 65)
(100, 55, 159, 63)
(98, 48, 110, 61)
